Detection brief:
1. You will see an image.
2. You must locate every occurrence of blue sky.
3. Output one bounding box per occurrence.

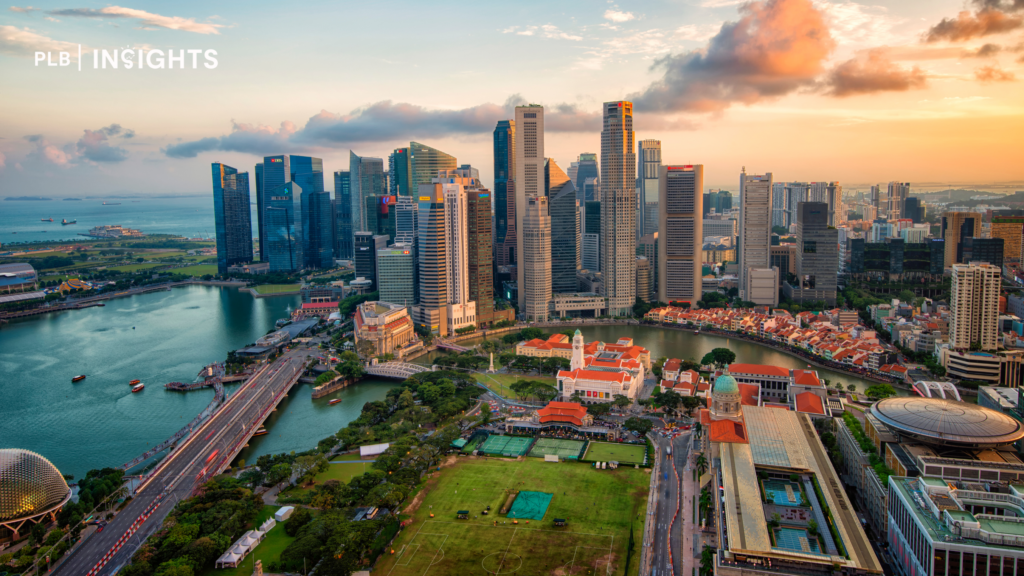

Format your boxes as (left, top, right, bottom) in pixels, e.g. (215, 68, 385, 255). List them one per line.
(1, 0, 1022, 196)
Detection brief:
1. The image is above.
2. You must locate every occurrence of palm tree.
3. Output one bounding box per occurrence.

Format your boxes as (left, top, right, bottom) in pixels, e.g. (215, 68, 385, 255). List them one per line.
(699, 545, 715, 576)
(699, 487, 712, 517)
(695, 452, 708, 476)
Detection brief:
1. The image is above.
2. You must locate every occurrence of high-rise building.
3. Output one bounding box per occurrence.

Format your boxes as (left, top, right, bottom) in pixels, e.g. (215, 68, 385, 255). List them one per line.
(785, 202, 838, 305)
(467, 188, 496, 327)
(887, 181, 910, 220)
(703, 189, 733, 216)
(637, 140, 661, 239)
(254, 162, 265, 260)
(302, 190, 334, 269)
(960, 237, 1005, 269)
(870, 184, 882, 217)
(349, 152, 385, 234)
(388, 147, 411, 197)
(600, 100, 636, 316)
(950, 262, 1001, 351)
(637, 233, 658, 300)
(784, 182, 809, 229)
(211, 163, 253, 275)
(810, 181, 844, 227)
(903, 197, 925, 223)
(942, 211, 982, 268)
(636, 256, 652, 303)
(354, 232, 389, 290)
(583, 200, 601, 271)
(377, 243, 417, 306)
(769, 244, 796, 286)
(771, 182, 787, 228)
(547, 159, 578, 294)
(394, 195, 418, 246)
(493, 120, 516, 267)
(264, 181, 304, 273)
(739, 170, 773, 301)
(515, 104, 550, 320)
(333, 170, 353, 259)
(363, 194, 397, 241)
(992, 215, 1024, 263)
(574, 153, 599, 203)
(410, 142, 457, 191)
(658, 164, 703, 305)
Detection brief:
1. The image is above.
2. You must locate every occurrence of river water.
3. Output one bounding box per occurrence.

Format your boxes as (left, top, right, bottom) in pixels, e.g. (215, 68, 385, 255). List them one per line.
(0, 285, 396, 479)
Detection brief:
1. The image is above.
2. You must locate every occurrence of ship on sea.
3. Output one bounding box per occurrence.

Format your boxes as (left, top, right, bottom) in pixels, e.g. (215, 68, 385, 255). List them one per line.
(41, 218, 53, 222)
(62, 219, 76, 225)
(103, 201, 122, 205)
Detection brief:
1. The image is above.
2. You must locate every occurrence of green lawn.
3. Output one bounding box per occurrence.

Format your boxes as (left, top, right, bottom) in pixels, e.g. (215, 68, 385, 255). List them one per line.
(583, 442, 648, 465)
(199, 506, 295, 576)
(284, 461, 372, 498)
(173, 264, 218, 276)
(108, 262, 166, 272)
(253, 283, 302, 294)
(472, 373, 556, 399)
(373, 457, 649, 576)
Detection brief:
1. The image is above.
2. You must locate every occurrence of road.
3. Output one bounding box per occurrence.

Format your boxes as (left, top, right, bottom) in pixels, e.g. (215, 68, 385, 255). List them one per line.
(53, 348, 312, 576)
(648, 431, 693, 576)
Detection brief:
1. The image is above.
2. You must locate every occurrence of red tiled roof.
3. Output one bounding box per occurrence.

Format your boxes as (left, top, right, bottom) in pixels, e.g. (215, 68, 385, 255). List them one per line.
(557, 369, 629, 383)
(538, 401, 588, 426)
(729, 363, 790, 377)
(664, 359, 682, 372)
(301, 302, 336, 309)
(795, 392, 825, 415)
(792, 370, 821, 386)
(699, 410, 749, 444)
(738, 383, 760, 407)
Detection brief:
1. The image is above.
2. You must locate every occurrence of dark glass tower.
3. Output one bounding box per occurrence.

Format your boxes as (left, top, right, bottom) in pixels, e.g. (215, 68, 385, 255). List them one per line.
(354, 232, 388, 290)
(265, 181, 303, 272)
(211, 163, 253, 275)
(255, 162, 264, 260)
(302, 190, 334, 269)
(333, 170, 353, 259)
(493, 120, 516, 266)
(574, 153, 598, 203)
(547, 160, 579, 294)
(389, 147, 412, 197)
(349, 152, 385, 234)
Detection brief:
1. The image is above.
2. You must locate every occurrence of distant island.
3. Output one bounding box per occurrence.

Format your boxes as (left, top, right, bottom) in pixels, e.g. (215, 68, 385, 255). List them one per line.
(63, 198, 83, 201)
(5, 196, 52, 201)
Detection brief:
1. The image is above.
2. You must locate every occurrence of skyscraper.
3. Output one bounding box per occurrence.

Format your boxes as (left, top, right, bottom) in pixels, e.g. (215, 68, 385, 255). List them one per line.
(349, 151, 385, 234)
(600, 101, 636, 316)
(810, 181, 844, 227)
(960, 237, 1004, 269)
(333, 170, 353, 259)
(637, 140, 661, 240)
(493, 120, 516, 267)
(636, 256, 652, 303)
(991, 215, 1024, 263)
(363, 194, 397, 241)
(388, 147, 411, 197)
(582, 200, 601, 272)
(887, 182, 910, 220)
(942, 211, 982, 268)
(547, 159, 578, 295)
(302, 190, 334, 269)
(950, 262, 1000, 351)
(574, 153, 599, 203)
(786, 202, 838, 305)
(784, 182, 809, 229)
(354, 232, 388, 290)
(771, 182, 787, 228)
(658, 164, 703, 305)
(410, 142, 457, 190)
(903, 197, 925, 223)
(254, 162, 265, 259)
(637, 233, 658, 301)
(264, 181, 304, 273)
(467, 188, 495, 326)
(211, 162, 253, 275)
(738, 170, 773, 300)
(394, 195, 418, 246)
(377, 244, 417, 306)
(515, 104, 550, 320)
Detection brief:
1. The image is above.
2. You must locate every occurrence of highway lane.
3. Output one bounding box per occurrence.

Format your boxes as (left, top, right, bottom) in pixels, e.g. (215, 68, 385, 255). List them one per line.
(649, 431, 692, 576)
(53, 349, 311, 576)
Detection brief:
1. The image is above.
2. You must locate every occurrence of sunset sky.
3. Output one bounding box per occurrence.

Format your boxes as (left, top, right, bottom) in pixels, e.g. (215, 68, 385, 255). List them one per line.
(1, 0, 1023, 196)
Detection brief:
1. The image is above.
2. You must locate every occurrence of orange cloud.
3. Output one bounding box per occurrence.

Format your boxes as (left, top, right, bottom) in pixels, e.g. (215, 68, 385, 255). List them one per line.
(927, 7, 1023, 42)
(975, 65, 1017, 81)
(824, 49, 928, 97)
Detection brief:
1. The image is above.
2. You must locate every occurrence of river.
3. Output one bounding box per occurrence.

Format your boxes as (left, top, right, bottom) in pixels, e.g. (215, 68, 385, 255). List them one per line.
(0, 285, 396, 479)
(414, 323, 891, 395)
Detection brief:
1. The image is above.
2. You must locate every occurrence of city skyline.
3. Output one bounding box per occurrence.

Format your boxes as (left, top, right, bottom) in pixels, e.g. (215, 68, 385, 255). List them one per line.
(2, 0, 1023, 196)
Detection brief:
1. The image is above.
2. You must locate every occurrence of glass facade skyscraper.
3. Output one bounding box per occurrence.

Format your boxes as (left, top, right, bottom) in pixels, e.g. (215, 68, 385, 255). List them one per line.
(302, 190, 334, 269)
(409, 142, 456, 190)
(254, 162, 264, 260)
(349, 151, 385, 234)
(211, 163, 253, 275)
(637, 140, 661, 239)
(395, 195, 418, 245)
(265, 181, 304, 272)
(377, 245, 417, 306)
(333, 170, 353, 259)
(388, 147, 412, 197)
(547, 159, 578, 294)
(574, 153, 598, 203)
(363, 194, 397, 242)
(493, 120, 515, 266)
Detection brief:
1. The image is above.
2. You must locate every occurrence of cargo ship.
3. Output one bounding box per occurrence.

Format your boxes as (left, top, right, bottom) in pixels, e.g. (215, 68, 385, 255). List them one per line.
(131, 383, 145, 393)
(72, 375, 86, 382)
(62, 219, 76, 225)
(328, 399, 342, 405)
(41, 217, 53, 222)
(253, 426, 268, 436)
(129, 379, 141, 385)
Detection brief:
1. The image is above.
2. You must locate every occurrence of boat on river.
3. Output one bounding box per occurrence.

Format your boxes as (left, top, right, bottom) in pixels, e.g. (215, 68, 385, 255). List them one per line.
(129, 379, 141, 385)
(253, 427, 268, 436)
(131, 383, 145, 393)
(72, 375, 86, 382)
(329, 399, 342, 405)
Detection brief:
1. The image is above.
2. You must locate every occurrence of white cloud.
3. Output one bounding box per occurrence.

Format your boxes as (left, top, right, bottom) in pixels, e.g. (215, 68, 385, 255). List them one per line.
(47, 6, 223, 35)
(0, 25, 78, 57)
(674, 23, 720, 42)
(8, 6, 39, 13)
(604, 9, 635, 23)
(44, 16, 59, 22)
(815, 1, 905, 54)
(700, 0, 746, 7)
(502, 24, 582, 40)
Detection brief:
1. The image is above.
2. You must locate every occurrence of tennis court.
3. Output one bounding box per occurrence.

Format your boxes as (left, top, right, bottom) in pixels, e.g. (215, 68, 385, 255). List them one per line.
(528, 438, 587, 460)
(507, 491, 554, 520)
(479, 435, 534, 456)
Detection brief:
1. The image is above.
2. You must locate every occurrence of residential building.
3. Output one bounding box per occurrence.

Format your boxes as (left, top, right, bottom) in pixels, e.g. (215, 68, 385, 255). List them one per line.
(658, 164, 703, 305)
(493, 120, 516, 266)
(349, 151, 385, 235)
(394, 195, 418, 246)
(887, 181, 910, 220)
(354, 232, 388, 290)
(991, 215, 1024, 263)
(211, 162, 253, 274)
(950, 262, 1001, 351)
(600, 100, 637, 316)
(548, 159, 579, 294)
(582, 200, 601, 272)
(738, 170, 773, 301)
(377, 244, 417, 307)
(353, 301, 415, 357)
(785, 182, 810, 229)
(810, 181, 844, 227)
(785, 202, 838, 305)
(301, 190, 333, 269)
(771, 182, 787, 228)
(637, 139, 661, 239)
(942, 211, 982, 268)
(574, 153, 599, 203)
(333, 170, 353, 259)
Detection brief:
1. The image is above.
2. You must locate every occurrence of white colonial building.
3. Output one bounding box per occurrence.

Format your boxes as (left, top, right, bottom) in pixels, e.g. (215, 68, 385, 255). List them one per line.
(556, 330, 647, 403)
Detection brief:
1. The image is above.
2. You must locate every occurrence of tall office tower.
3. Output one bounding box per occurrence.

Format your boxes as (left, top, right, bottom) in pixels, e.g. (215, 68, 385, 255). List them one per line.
(582, 200, 601, 271)
(410, 142, 457, 190)
(547, 159, 578, 294)
(637, 140, 662, 240)
(784, 182, 809, 229)
(363, 194, 397, 241)
(354, 232, 388, 290)
(574, 153, 599, 203)
(809, 181, 844, 227)
(771, 182, 787, 228)
(414, 173, 477, 336)
(388, 147, 411, 197)
(514, 104, 549, 318)
(377, 243, 417, 306)
(567, 161, 579, 189)
(636, 256, 652, 303)
(333, 170, 353, 259)
(493, 120, 516, 267)
(458, 164, 480, 180)
(887, 182, 910, 220)
(991, 215, 1024, 263)
(600, 101, 637, 316)
(789, 202, 838, 305)
(301, 190, 334, 269)
(211, 163, 253, 275)
(941, 211, 982, 268)
(960, 237, 1004, 269)
(254, 162, 265, 260)
(264, 181, 304, 273)
(738, 170, 773, 300)
(658, 164, 703, 305)
(349, 151, 385, 234)
(637, 233, 658, 299)
(467, 188, 495, 326)
(703, 189, 734, 215)
(870, 184, 882, 216)
(903, 197, 925, 223)
(394, 195, 419, 246)
(950, 262, 1001, 351)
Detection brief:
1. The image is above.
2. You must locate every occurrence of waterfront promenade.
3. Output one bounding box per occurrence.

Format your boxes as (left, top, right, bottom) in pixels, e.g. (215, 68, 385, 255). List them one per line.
(51, 347, 311, 576)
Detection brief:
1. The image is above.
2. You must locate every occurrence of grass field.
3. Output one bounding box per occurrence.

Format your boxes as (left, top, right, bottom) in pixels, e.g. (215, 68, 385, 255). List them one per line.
(583, 443, 647, 465)
(472, 373, 556, 399)
(373, 457, 649, 576)
(253, 283, 302, 294)
(199, 506, 294, 576)
(107, 262, 166, 272)
(173, 264, 218, 276)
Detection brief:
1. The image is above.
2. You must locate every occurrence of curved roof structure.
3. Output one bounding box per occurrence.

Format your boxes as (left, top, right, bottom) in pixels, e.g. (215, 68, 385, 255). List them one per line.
(714, 373, 739, 394)
(0, 449, 72, 523)
(870, 397, 1024, 448)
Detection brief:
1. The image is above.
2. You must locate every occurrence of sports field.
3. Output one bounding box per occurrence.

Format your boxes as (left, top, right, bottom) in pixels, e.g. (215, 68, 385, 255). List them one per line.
(528, 438, 587, 460)
(583, 442, 647, 465)
(478, 435, 533, 457)
(253, 283, 302, 294)
(374, 457, 649, 576)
